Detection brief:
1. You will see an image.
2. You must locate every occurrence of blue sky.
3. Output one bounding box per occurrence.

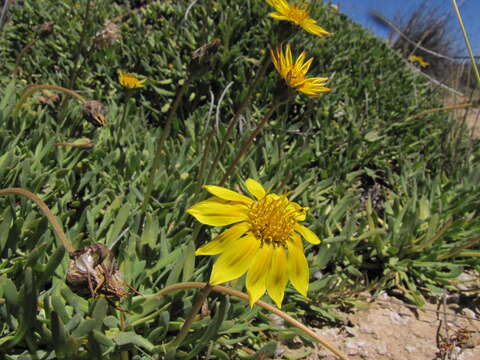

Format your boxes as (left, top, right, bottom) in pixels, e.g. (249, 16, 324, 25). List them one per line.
(330, 0, 480, 56)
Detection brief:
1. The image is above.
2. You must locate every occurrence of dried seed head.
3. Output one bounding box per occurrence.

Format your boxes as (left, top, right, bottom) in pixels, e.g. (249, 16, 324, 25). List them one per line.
(83, 100, 107, 127)
(67, 243, 128, 301)
(94, 21, 121, 49)
(35, 21, 54, 39)
(189, 38, 221, 77)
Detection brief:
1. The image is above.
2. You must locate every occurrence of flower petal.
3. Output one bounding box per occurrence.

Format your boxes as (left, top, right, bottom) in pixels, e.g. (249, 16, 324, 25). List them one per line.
(268, 12, 289, 21)
(245, 179, 266, 200)
(294, 223, 321, 244)
(246, 244, 273, 307)
(285, 44, 293, 68)
(266, 246, 289, 308)
(203, 185, 253, 205)
(196, 222, 250, 255)
(287, 234, 309, 296)
(209, 234, 259, 285)
(187, 197, 248, 226)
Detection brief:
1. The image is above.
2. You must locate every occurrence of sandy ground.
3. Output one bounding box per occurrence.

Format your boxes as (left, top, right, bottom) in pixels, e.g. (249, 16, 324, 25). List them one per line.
(308, 291, 480, 360)
(271, 273, 480, 360)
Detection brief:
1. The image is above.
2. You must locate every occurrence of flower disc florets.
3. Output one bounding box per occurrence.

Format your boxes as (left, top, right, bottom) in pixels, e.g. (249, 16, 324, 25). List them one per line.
(249, 195, 305, 247)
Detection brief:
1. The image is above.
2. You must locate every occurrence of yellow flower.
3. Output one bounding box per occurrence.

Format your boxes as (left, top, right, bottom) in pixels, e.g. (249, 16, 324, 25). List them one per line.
(409, 55, 429, 68)
(271, 44, 331, 97)
(266, 0, 330, 37)
(118, 70, 146, 89)
(188, 179, 320, 308)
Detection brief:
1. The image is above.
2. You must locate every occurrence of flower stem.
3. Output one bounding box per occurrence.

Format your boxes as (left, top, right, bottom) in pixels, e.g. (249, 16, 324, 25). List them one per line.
(13, 84, 87, 120)
(205, 54, 271, 184)
(155, 282, 350, 360)
(0, 188, 75, 253)
(451, 0, 480, 88)
(120, 90, 132, 124)
(219, 99, 283, 186)
(166, 283, 213, 354)
(67, 0, 93, 90)
(141, 78, 191, 213)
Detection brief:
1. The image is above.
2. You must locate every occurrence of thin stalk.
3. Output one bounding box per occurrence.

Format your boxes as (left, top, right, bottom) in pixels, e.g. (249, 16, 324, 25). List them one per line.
(167, 283, 213, 352)
(120, 90, 132, 124)
(451, 0, 480, 88)
(155, 282, 350, 360)
(141, 78, 191, 213)
(13, 84, 87, 119)
(58, 0, 93, 120)
(405, 103, 472, 122)
(205, 54, 271, 184)
(13, 37, 39, 80)
(0, 188, 74, 252)
(67, 0, 93, 90)
(219, 99, 283, 186)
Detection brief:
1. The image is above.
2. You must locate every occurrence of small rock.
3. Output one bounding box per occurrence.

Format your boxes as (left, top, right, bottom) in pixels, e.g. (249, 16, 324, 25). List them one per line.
(405, 345, 416, 353)
(390, 312, 410, 325)
(462, 308, 478, 320)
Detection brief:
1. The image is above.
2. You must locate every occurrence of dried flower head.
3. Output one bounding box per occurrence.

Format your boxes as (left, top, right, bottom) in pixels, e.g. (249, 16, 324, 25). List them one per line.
(66, 243, 128, 301)
(94, 21, 121, 48)
(266, 0, 330, 37)
(188, 179, 320, 308)
(35, 21, 54, 39)
(83, 100, 107, 127)
(271, 44, 331, 97)
(118, 70, 146, 89)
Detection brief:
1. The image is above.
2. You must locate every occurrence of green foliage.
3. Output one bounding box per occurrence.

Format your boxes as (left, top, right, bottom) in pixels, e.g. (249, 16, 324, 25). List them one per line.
(0, 0, 479, 358)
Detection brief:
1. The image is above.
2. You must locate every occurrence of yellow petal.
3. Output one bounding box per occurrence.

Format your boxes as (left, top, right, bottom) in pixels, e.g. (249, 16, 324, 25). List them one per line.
(294, 51, 306, 69)
(287, 234, 309, 296)
(203, 185, 252, 205)
(196, 222, 250, 255)
(246, 245, 273, 307)
(285, 44, 293, 68)
(187, 197, 248, 226)
(300, 57, 313, 75)
(209, 234, 259, 285)
(266, 246, 288, 308)
(245, 179, 266, 200)
(268, 12, 288, 21)
(294, 223, 320, 244)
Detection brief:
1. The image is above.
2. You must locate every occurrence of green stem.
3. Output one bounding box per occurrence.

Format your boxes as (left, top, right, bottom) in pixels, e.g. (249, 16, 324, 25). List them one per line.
(219, 99, 283, 186)
(451, 0, 480, 88)
(120, 90, 132, 124)
(0, 188, 75, 252)
(141, 78, 191, 213)
(205, 54, 271, 184)
(58, 0, 93, 121)
(67, 0, 93, 90)
(155, 282, 350, 360)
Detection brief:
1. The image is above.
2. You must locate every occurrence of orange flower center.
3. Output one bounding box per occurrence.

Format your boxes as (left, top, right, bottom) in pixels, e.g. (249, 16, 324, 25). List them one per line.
(286, 67, 306, 88)
(248, 195, 298, 247)
(286, 5, 309, 26)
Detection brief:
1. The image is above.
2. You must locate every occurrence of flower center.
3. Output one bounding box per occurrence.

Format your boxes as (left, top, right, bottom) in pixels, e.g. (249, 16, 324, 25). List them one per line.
(287, 5, 309, 25)
(248, 195, 299, 247)
(286, 67, 306, 88)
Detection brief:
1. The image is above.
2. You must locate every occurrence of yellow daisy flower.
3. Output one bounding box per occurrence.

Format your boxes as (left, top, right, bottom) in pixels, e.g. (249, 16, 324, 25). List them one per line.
(266, 0, 330, 37)
(187, 179, 320, 308)
(271, 44, 331, 97)
(408, 55, 429, 68)
(118, 70, 146, 89)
